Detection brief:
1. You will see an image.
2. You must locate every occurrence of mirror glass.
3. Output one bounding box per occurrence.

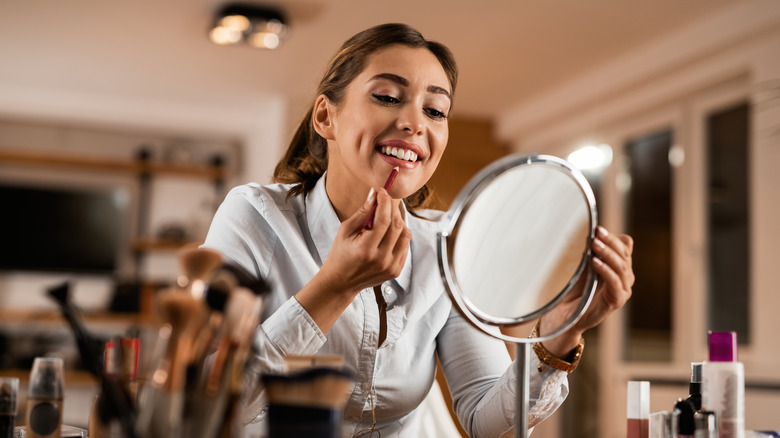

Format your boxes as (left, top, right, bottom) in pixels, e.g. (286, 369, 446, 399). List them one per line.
(439, 155, 597, 335)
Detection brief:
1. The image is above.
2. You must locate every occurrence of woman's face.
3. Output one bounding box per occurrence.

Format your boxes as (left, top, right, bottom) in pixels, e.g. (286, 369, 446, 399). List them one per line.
(320, 44, 452, 205)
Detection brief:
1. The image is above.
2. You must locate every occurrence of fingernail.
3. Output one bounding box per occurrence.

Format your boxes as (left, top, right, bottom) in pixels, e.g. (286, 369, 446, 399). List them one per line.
(593, 238, 606, 249)
(366, 188, 376, 204)
(598, 226, 609, 238)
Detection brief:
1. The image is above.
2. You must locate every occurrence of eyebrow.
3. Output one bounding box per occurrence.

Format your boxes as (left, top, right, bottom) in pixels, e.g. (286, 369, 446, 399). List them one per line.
(371, 73, 452, 100)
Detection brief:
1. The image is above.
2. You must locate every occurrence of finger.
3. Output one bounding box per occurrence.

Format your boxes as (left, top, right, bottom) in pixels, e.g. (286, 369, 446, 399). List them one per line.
(344, 189, 388, 246)
(597, 226, 632, 258)
(592, 237, 633, 290)
(344, 187, 378, 230)
(592, 257, 632, 305)
(369, 190, 395, 234)
(618, 233, 634, 254)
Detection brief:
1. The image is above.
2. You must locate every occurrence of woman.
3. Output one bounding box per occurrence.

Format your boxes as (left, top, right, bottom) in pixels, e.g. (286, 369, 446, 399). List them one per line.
(203, 23, 634, 437)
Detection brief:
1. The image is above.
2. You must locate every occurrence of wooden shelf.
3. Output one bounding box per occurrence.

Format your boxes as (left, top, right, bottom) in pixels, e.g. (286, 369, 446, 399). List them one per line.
(0, 310, 155, 326)
(0, 369, 100, 386)
(0, 148, 225, 180)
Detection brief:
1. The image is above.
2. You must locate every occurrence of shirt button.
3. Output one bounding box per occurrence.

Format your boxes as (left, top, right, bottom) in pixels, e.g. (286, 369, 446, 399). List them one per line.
(361, 382, 371, 391)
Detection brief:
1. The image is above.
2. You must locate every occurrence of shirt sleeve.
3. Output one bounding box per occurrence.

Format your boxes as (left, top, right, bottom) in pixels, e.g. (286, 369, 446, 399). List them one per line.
(436, 307, 569, 437)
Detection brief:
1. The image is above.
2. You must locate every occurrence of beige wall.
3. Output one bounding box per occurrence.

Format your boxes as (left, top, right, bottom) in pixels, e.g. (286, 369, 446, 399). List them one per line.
(496, 2, 780, 436)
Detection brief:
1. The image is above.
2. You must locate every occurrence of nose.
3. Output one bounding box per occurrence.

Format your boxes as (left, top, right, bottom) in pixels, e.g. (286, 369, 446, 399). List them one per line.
(396, 105, 424, 135)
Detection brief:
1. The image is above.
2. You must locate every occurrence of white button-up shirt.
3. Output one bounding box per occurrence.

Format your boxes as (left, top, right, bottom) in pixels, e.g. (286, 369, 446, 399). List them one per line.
(203, 175, 569, 437)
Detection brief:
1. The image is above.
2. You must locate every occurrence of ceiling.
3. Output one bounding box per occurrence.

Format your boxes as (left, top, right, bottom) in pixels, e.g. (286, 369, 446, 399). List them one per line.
(0, 0, 738, 134)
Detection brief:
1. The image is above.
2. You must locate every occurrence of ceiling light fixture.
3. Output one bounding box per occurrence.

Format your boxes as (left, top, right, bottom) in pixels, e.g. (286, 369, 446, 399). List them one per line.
(209, 3, 289, 49)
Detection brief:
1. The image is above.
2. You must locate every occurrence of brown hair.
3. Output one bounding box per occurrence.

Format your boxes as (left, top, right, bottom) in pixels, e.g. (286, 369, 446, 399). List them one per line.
(272, 23, 458, 210)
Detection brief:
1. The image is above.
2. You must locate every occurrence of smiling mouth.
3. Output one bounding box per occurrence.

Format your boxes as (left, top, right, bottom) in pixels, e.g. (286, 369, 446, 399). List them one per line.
(380, 146, 419, 162)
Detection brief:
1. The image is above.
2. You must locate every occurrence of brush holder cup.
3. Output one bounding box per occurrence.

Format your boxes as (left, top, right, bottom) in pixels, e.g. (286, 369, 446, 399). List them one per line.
(262, 368, 354, 438)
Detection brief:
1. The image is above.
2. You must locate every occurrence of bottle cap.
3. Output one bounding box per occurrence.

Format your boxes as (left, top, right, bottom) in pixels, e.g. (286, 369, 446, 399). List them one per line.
(627, 381, 650, 419)
(708, 331, 737, 362)
(690, 362, 703, 383)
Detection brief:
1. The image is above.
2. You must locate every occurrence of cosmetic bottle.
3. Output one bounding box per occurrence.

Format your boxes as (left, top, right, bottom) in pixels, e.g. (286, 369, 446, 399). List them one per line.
(26, 357, 64, 438)
(649, 411, 671, 438)
(686, 362, 703, 411)
(627, 381, 650, 438)
(672, 398, 696, 438)
(702, 331, 745, 438)
(694, 411, 718, 438)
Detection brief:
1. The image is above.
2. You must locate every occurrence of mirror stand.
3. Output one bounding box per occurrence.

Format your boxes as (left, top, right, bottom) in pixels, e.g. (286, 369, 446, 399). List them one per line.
(516, 342, 531, 438)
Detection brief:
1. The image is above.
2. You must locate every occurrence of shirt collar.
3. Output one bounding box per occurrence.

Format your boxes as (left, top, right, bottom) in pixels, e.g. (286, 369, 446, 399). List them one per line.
(305, 173, 412, 293)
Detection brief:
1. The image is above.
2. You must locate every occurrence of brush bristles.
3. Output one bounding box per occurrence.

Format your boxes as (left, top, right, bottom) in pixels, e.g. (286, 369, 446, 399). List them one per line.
(156, 290, 206, 328)
(203, 267, 240, 312)
(178, 247, 223, 283)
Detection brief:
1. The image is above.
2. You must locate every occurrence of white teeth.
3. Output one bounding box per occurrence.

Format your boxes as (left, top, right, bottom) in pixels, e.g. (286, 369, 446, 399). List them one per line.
(380, 145, 418, 162)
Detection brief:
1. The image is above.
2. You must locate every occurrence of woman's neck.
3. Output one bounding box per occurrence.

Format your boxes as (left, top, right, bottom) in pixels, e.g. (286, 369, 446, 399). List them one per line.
(324, 173, 402, 222)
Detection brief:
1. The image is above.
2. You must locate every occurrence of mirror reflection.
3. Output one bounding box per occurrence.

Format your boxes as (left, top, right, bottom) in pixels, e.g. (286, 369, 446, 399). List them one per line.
(447, 158, 594, 324)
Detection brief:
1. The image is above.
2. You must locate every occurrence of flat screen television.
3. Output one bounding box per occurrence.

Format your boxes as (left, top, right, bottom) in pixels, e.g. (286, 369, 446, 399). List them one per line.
(0, 182, 127, 273)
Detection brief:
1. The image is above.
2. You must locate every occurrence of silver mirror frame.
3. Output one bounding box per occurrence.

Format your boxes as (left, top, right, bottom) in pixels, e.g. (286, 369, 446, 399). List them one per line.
(437, 154, 599, 344)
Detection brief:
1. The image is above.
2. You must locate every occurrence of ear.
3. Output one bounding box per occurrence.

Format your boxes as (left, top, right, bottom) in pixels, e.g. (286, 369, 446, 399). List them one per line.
(312, 94, 335, 140)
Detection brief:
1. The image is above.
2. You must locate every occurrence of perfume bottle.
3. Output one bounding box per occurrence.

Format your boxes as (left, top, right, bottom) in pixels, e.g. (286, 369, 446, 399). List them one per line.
(686, 362, 703, 411)
(702, 331, 745, 438)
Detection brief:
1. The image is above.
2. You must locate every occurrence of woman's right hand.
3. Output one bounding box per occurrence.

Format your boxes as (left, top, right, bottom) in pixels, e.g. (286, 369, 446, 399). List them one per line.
(295, 188, 411, 333)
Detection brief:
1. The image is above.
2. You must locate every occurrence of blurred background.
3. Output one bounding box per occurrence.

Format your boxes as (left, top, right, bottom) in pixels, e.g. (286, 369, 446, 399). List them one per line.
(0, 1, 778, 436)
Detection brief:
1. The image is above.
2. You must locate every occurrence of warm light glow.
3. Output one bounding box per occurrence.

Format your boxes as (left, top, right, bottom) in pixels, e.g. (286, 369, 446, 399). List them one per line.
(209, 25, 243, 45)
(219, 14, 250, 32)
(567, 143, 613, 171)
(265, 19, 286, 36)
(616, 172, 632, 193)
(668, 145, 685, 167)
(249, 31, 280, 49)
(209, 5, 288, 50)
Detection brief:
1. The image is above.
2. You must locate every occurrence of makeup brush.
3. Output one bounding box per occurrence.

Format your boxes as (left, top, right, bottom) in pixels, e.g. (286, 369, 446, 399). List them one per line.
(178, 246, 223, 299)
(191, 267, 237, 365)
(363, 166, 400, 230)
(136, 288, 208, 438)
(193, 287, 261, 438)
(205, 287, 261, 395)
(155, 289, 208, 392)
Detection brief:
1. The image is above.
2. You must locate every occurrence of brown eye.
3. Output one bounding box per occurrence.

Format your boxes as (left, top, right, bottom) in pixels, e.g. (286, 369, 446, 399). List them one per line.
(425, 108, 447, 119)
(372, 94, 400, 105)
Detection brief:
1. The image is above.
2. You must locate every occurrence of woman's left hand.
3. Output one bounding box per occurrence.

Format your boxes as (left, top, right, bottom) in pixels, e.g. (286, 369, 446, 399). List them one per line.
(540, 225, 634, 357)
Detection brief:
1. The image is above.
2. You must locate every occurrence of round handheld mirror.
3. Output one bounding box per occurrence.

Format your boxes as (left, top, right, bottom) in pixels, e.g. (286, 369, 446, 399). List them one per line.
(437, 154, 599, 437)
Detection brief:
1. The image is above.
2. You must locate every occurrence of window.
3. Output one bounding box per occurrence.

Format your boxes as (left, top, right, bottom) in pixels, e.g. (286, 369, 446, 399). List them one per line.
(623, 130, 674, 362)
(706, 102, 750, 343)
